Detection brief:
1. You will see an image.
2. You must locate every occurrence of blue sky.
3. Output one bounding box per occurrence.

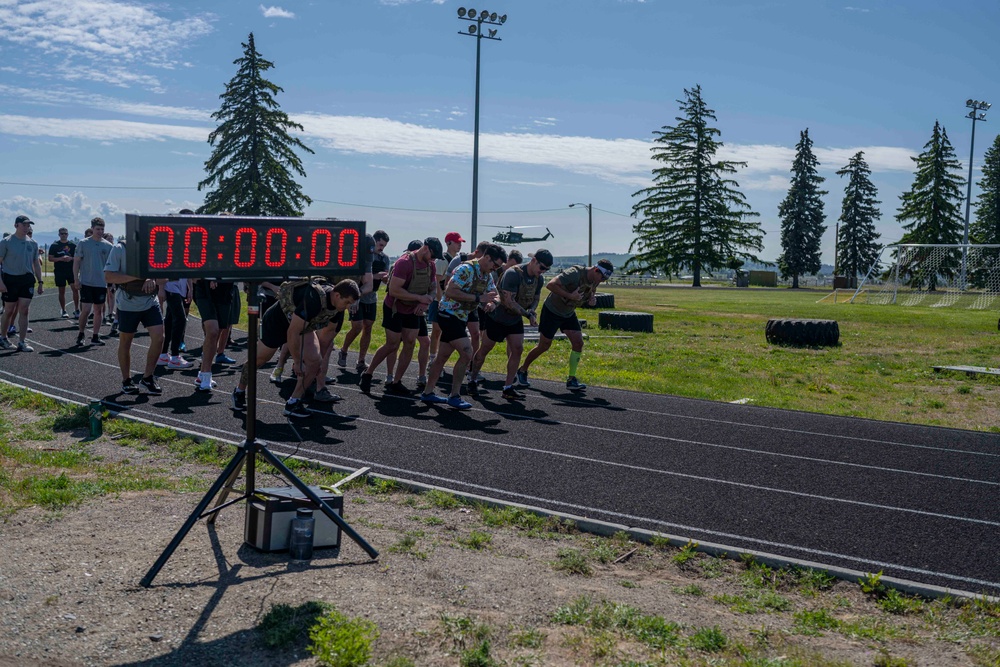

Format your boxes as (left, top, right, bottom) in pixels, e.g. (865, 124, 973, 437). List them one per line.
(0, 0, 997, 265)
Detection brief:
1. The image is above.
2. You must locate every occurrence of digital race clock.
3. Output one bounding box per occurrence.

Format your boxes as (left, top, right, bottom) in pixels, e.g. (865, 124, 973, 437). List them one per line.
(124, 214, 367, 280)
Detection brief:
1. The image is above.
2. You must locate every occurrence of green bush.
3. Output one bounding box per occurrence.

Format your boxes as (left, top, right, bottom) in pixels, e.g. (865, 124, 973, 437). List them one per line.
(258, 601, 331, 648)
(308, 608, 379, 667)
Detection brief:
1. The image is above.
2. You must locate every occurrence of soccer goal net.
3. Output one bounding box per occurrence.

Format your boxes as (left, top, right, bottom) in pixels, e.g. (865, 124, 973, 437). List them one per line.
(850, 244, 1000, 308)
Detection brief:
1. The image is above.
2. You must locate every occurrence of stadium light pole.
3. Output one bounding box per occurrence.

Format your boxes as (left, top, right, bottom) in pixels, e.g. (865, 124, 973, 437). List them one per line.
(569, 202, 593, 266)
(962, 99, 990, 288)
(457, 7, 507, 247)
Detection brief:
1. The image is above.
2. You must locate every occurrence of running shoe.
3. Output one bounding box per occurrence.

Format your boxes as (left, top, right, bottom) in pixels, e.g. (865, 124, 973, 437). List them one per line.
(109, 322, 119, 337)
(502, 386, 525, 401)
(359, 373, 373, 395)
(214, 353, 236, 365)
(194, 378, 218, 391)
(75, 332, 85, 347)
(90, 336, 105, 346)
(385, 375, 393, 387)
(139, 376, 162, 395)
(419, 392, 448, 404)
(60, 310, 68, 318)
(384, 381, 411, 397)
(467, 379, 481, 397)
(231, 389, 246, 412)
(73, 309, 80, 319)
(355, 360, 367, 374)
(313, 387, 342, 403)
(16, 341, 33, 353)
(6, 325, 15, 336)
(337, 349, 348, 368)
(157, 353, 170, 366)
(415, 375, 427, 392)
(283, 400, 311, 419)
(446, 395, 472, 410)
(269, 366, 284, 384)
(515, 368, 531, 388)
(0, 336, 11, 350)
(167, 356, 193, 369)
(121, 378, 139, 394)
(566, 376, 587, 392)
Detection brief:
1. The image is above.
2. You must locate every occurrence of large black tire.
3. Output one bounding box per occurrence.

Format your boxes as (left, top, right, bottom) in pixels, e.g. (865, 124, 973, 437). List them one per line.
(765, 318, 840, 347)
(598, 311, 653, 333)
(583, 293, 615, 309)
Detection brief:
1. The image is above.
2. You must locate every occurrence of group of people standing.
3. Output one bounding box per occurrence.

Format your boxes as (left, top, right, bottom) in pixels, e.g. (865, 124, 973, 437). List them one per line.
(0, 212, 615, 418)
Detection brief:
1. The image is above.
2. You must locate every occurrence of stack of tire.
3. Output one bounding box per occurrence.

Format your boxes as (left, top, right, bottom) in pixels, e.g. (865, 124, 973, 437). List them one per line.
(765, 318, 840, 347)
(598, 311, 654, 333)
(582, 293, 615, 309)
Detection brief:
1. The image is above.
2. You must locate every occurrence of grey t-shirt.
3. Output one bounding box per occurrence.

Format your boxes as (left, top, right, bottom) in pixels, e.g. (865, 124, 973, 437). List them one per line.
(0, 234, 38, 277)
(105, 244, 157, 312)
(490, 265, 542, 326)
(75, 236, 113, 287)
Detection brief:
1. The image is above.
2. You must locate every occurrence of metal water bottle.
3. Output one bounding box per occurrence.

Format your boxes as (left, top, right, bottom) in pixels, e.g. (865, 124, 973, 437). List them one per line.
(288, 507, 315, 563)
(88, 400, 103, 437)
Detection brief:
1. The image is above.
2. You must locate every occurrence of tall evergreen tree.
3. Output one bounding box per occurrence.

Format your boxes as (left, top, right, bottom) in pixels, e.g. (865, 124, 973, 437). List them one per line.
(198, 33, 314, 216)
(835, 151, 881, 288)
(970, 134, 1000, 244)
(628, 85, 764, 287)
(777, 129, 827, 288)
(895, 121, 966, 289)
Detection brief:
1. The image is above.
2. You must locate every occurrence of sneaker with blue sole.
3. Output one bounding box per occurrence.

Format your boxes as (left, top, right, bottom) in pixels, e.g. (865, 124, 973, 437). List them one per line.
(420, 392, 448, 404)
(447, 395, 472, 410)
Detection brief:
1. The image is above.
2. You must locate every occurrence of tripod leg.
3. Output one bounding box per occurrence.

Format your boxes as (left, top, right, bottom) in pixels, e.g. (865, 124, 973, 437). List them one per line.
(206, 450, 248, 526)
(257, 446, 379, 560)
(140, 448, 248, 587)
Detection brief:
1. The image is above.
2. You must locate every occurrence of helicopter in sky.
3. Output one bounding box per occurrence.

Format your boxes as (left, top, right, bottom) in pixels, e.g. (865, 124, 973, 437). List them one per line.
(484, 225, 554, 246)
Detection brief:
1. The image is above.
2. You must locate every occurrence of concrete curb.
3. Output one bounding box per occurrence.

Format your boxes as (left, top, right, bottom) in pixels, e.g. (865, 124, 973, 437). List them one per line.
(3, 378, 996, 604)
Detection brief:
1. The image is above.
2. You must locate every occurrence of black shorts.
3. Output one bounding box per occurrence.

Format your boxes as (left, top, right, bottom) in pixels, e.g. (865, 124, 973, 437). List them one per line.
(118, 305, 163, 334)
(350, 301, 377, 322)
(468, 307, 480, 324)
(260, 304, 291, 349)
(195, 297, 233, 328)
(437, 311, 468, 343)
(382, 303, 420, 333)
(80, 285, 107, 305)
(1, 273, 34, 303)
(484, 315, 524, 343)
(538, 306, 581, 340)
(54, 270, 74, 288)
(417, 315, 428, 338)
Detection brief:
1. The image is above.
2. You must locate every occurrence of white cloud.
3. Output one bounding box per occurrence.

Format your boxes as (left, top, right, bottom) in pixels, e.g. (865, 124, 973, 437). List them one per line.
(493, 180, 556, 187)
(0, 192, 127, 235)
(260, 5, 296, 19)
(0, 84, 211, 122)
(844, 6, 872, 12)
(0, 109, 918, 189)
(0, 0, 214, 90)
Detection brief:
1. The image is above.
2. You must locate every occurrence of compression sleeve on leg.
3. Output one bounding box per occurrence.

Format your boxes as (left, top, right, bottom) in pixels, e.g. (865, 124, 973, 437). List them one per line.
(568, 350, 581, 377)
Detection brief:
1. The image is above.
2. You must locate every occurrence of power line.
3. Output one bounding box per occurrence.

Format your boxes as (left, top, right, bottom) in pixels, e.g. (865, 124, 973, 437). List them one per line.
(0, 180, 196, 191)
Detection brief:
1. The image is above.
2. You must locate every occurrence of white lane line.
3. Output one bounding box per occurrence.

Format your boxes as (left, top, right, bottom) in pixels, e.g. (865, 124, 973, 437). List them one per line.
(3, 371, 995, 592)
(25, 304, 1000, 459)
(250, 440, 1000, 592)
(32, 332, 1000, 487)
(12, 339, 1000, 515)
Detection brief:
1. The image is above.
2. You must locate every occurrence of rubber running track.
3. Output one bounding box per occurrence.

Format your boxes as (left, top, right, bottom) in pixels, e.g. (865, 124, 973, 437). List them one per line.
(2, 292, 998, 595)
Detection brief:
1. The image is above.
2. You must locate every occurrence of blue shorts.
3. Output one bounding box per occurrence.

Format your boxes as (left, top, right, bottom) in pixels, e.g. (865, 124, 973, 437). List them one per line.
(427, 299, 439, 324)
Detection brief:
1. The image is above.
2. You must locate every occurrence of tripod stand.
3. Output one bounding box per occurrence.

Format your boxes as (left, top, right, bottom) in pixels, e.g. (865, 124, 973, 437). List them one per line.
(141, 284, 378, 588)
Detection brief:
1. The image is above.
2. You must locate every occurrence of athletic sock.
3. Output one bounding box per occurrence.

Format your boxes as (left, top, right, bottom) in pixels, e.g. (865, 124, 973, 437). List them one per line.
(568, 351, 581, 377)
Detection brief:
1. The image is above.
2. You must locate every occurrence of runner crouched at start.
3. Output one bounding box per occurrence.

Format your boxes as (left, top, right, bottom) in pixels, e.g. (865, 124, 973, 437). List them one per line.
(231, 278, 359, 418)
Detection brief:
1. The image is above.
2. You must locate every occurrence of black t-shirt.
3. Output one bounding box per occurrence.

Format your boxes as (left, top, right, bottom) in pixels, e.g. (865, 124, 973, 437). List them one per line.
(290, 283, 326, 322)
(48, 241, 75, 276)
(193, 279, 233, 304)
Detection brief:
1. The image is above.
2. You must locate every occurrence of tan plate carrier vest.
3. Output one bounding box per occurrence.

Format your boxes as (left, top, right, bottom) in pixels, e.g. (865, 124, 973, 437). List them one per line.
(278, 279, 339, 333)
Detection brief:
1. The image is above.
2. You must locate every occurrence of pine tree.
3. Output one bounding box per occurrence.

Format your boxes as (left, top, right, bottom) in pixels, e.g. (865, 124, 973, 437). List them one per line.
(628, 85, 764, 287)
(777, 129, 827, 288)
(895, 121, 966, 289)
(198, 33, 314, 216)
(970, 134, 1000, 244)
(836, 151, 881, 288)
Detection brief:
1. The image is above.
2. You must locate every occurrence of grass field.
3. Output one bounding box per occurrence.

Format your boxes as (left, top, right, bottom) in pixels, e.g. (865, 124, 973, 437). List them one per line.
(226, 285, 1000, 432)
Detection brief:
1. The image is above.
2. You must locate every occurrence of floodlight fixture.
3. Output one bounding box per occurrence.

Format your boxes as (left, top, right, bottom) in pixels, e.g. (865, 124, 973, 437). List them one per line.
(453, 7, 508, 247)
(967, 98, 974, 106)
